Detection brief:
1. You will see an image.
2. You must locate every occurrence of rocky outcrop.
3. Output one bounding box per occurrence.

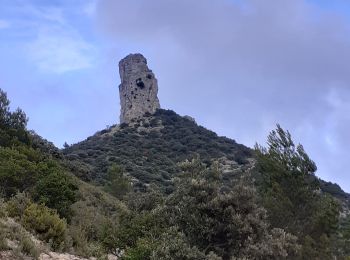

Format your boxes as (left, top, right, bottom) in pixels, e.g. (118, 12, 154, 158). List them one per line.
(119, 54, 160, 124)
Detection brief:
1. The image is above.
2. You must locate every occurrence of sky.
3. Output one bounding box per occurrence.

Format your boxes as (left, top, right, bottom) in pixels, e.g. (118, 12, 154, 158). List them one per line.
(1, 0, 350, 191)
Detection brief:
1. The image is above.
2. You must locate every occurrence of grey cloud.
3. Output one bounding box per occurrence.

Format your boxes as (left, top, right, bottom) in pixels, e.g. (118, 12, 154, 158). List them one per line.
(96, 0, 350, 191)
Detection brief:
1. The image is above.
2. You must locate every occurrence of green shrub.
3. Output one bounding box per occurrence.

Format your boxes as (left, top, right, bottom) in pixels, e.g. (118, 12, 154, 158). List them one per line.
(99, 209, 163, 258)
(123, 238, 155, 260)
(255, 125, 340, 258)
(0, 147, 39, 197)
(0, 198, 6, 218)
(0, 89, 30, 147)
(151, 228, 209, 260)
(19, 233, 40, 259)
(68, 225, 89, 256)
(6, 192, 32, 219)
(68, 225, 107, 258)
(0, 224, 8, 251)
(22, 203, 67, 250)
(163, 158, 300, 259)
(99, 220, 120, 256)
(34, 169, 78, 220)
(104, 164, 131, 199)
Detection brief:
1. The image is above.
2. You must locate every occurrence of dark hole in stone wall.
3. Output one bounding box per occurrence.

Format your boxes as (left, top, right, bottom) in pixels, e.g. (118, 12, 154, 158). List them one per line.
(136, 78, 145, 89)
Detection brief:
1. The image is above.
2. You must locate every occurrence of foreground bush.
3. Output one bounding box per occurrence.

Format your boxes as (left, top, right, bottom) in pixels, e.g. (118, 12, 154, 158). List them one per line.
(163, 159, 300, 259)
(22, 203, 67, 250)
(117, 159, 299, 259)
(6, 192, 32, 219)
(19, 233, 40, 258)
(151, 227, 219, 260)
(34, 168, 78, 220)
(255, 125, 341, 258)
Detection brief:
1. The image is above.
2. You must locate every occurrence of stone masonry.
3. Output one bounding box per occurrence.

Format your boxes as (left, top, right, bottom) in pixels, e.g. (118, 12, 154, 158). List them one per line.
(119, 54, 160, 124)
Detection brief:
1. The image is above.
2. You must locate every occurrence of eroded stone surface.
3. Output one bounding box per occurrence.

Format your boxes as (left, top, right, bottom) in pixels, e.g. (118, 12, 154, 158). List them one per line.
(119, 53, 160, 124)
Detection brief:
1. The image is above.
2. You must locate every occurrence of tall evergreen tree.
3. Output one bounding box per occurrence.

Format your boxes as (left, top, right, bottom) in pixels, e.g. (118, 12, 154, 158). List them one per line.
(0, 89, 29, 146)
(255, 125, 340, 258)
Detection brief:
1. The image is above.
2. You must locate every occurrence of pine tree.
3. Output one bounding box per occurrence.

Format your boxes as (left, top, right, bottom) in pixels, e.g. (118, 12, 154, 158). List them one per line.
(255, 125, 340, 258)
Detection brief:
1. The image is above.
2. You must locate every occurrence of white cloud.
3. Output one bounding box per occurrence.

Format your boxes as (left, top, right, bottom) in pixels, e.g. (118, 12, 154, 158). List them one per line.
(28, 29, 95, 74)
(25, 5, 66, 25)
(11, 3, 98, 74)
(0, 2, 98, 73)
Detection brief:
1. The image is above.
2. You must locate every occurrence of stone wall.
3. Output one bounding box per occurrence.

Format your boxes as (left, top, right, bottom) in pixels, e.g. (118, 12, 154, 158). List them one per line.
(119, 54, 160, 123)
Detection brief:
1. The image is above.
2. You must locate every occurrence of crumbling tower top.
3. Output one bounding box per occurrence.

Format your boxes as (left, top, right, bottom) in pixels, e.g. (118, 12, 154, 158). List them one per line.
(119, 53, 160, 124)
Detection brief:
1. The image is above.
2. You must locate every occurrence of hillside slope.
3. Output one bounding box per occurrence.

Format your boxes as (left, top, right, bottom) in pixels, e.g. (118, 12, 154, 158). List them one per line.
(2, 86, 350, 258)
(63, 109, 350, 205)
(63, 109, 253, 192)
(0, 89, 127, 259)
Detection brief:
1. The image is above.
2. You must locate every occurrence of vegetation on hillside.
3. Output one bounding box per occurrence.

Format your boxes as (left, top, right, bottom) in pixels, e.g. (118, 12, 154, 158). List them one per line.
(255, 125, 347, 258)
(0, 88, 350, 259)
(63, 109, 252, 192)
(97, 159, 301, 259)
(0, 89, 125, 258)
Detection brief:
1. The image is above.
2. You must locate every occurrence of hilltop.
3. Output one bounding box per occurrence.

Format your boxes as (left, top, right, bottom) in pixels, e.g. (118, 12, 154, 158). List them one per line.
(63, 109, 253, 192)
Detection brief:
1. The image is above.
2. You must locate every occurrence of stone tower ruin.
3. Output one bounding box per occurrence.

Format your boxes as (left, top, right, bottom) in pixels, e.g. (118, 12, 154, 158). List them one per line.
(119, 53, 160, 124)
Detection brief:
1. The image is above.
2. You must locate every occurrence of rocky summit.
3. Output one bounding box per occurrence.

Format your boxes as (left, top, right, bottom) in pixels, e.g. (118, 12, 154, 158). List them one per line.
(119, 53, 160, 124)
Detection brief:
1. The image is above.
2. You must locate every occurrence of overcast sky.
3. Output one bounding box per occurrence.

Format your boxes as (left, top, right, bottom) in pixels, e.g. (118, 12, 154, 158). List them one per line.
(1, 0, 350, 191)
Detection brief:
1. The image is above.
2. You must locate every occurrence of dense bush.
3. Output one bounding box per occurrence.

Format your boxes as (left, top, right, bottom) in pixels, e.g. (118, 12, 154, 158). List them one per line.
(4, 192, 68, 251)
(0, 89, 78, 220)
(162, 159, 299, 259)
(255, 125, 341, 258)
(19, 233, 40, 258)
(337, 215, 350, 256)
(0, 147, 40, 197)
(23, 203, 67, 250)
(34, 168, 78, 220)
(0, 209, 42, 257)
(67, 181, 126, 257)
(6, 192, 32, 219)
(0, 224, 7, 251)
(0, 199, 6, 218)
(101, 210, 164, 256)
(0, 146, 78, 219)
(109, 159, 300, 259)
(0, 89, 30, 147)
(151, 228, 218, 260)
(104, 164, 131, 199)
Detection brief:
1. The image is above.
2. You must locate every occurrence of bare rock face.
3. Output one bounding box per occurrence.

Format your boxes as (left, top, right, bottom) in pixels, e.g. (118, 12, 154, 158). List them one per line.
(119, 54, 160, 124)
